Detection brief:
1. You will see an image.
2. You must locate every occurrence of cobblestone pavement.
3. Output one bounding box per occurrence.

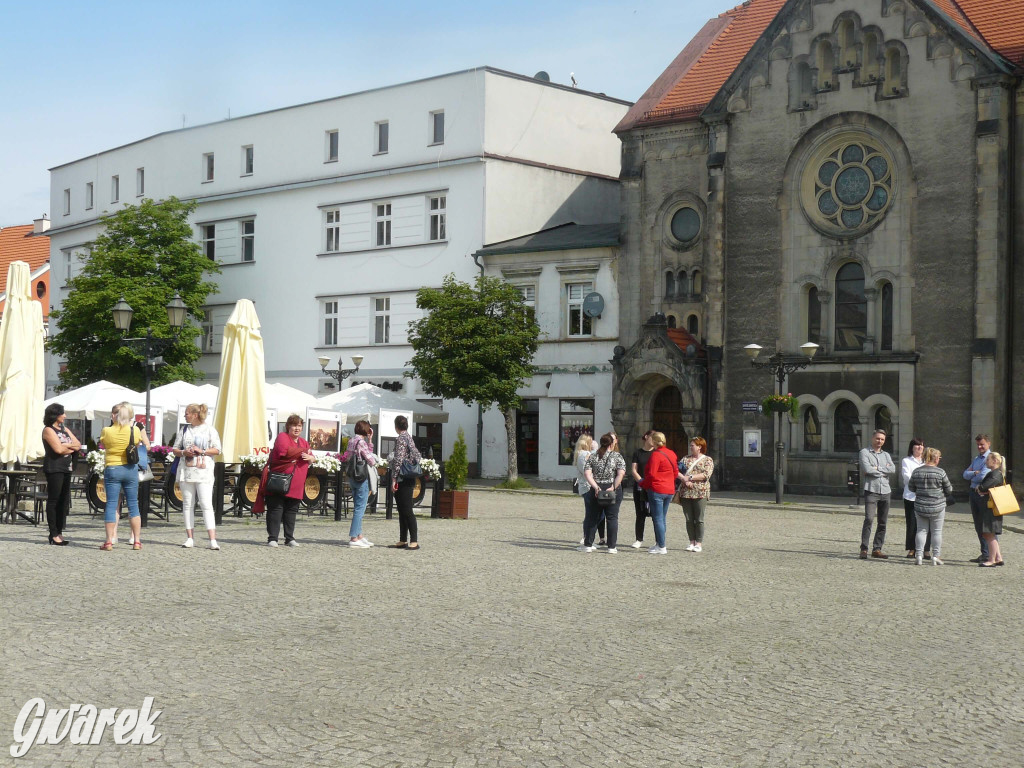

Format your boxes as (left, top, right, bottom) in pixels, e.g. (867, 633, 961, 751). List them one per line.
(1, 494, 1020, 767)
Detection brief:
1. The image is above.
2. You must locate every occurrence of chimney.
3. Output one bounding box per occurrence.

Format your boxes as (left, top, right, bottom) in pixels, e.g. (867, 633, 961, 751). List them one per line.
(33, 214, 50, 234)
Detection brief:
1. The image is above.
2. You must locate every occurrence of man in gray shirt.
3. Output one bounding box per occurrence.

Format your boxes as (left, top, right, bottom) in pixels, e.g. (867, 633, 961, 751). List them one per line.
(859, 429, 896, 559)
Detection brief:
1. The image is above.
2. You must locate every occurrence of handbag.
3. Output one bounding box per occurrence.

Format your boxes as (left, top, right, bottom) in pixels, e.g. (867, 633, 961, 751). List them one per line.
(169, 424, 187, 478)
(138, 466, 154, 483)
(595, 488, 616, 506)
(988, 482, 1020, 516)
(265, 469, 294, 496)
(125, 425, 139, 465)
(347, 442, 368, 483)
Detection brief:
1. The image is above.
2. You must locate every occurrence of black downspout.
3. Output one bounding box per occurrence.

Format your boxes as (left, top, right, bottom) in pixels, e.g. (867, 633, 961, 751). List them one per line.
(471, 252, 485, 478)
(1006, 83, 1017, 482)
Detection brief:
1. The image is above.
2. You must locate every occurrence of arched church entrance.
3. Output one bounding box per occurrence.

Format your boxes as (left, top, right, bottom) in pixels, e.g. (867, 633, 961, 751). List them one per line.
(652, 386, 688, 457)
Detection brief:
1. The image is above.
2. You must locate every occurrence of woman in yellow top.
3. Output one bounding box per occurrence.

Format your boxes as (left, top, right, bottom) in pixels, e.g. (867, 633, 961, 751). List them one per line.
(99, 403, 150, 550)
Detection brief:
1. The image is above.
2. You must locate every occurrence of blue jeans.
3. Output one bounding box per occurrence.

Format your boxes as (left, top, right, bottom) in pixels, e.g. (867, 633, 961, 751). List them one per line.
(103, 464, 139, 523)
(349, 478, 369, 538)
(647, 491, 673, 549)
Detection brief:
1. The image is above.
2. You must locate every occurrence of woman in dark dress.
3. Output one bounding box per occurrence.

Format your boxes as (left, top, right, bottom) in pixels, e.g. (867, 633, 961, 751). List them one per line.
(976, 451, 1006, 567)
(629, 430, 654, 548)
(41, 403, 81, 545)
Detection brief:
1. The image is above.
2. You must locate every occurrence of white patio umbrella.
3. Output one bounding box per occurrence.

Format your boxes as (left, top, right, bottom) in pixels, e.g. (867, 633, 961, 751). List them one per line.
(317, 382, 448, 424)
(149, 380, 207, 411)
(264, 382, 319, 421)
(213, 300, 269, 463)
(43, 379, 144, 421)
(0, 261, 46, 463)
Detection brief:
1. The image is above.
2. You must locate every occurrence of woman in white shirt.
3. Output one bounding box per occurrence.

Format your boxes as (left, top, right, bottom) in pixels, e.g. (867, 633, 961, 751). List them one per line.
(172, 403, 222, 550)
(901, 438, 926, 558)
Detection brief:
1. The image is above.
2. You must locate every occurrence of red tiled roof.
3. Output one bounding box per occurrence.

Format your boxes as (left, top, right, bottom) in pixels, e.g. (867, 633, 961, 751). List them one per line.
(624, 0, 1023, 131)
(666, 327, 703, 355)
(952, 0, 1024, 65)
(0, 225, 51, 318)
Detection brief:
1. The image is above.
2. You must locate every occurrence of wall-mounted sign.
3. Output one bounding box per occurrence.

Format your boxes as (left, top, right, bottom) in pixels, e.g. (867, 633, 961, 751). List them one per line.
(742, 401, 761, 413)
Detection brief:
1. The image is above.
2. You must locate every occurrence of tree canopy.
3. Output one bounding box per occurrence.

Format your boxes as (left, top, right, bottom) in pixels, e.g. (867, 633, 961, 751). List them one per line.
(407, 273, 539, 480)
(49, 197, 220, 391)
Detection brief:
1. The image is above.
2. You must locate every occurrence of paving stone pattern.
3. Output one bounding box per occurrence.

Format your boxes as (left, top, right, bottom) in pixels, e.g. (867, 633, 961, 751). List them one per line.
(1, 494, 1020, 767)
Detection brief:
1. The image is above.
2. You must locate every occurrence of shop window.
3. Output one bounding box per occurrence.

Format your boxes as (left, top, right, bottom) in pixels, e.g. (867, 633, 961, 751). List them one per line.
(558, 398, 594, 466)
(835, 262, 866, 351)
(880, 281, 893, 350)
(833, 400, 861, 452)
(874, 406, 893, 453)
(803, 407, 822, 452)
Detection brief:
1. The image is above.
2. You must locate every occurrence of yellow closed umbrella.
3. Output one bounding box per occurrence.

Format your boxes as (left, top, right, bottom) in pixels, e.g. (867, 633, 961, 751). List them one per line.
(213, 299, 269, 463)
(0, 261, 46, 463)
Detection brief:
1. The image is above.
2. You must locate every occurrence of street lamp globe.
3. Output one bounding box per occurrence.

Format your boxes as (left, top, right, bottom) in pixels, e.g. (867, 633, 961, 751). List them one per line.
(317, 355, 331, 369)
(743, 343, 763, 360)
(351, 354, 364, 369)
(800, 342, 820, 359)
(166, 294, 188, 330)
(111, 297, 134, 332)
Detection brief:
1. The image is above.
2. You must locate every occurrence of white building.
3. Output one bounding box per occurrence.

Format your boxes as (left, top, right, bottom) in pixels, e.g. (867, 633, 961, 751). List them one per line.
(46, 67, 630, 474)
(476, 223, 620, 480)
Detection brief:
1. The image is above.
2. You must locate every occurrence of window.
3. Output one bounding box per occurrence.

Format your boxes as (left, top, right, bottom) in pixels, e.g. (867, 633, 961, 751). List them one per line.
(325, 209, 340, 252)
(375, 203, 392, 246)
(201, 224, 216, 260)
(816, 41, 835, 90)
(666, 314, 677, 329)
(691, 270, 703, 296)
(111, 175, 120, 203)
(85, 182, 94, 210)
(558, 399, 594, 465)
(874, 406, 893, 453)
(862, 32, 881, 82)
(201, 311, 215, 353)
(835, 262, 866, 351)
(373, 297, 391, 344)
(807, 286, 822, 345)
(686, 314, 699, 336)
(375, 121, 389, 154)
(62, 189, 70, 216)
(665, 271, 675, 298)
(430, 110, 444, 144)
(326, 130, 339, 162)
(136, 168, 145, 196)
(323, 301, 338, 346)
(566, 282, 593, 337)
(838, 19, 856, 68)
(240, 220, 255, 262)
(803, 407, 822, 452)
(833, 400, 861, 452)
(880, 282, 893, 351)
(516, 285, 536, 308)
(669, 206, 701, 245)
(203, 153, 214, 182)
(429, 196, 446, 241)
(241, 145, 253, 176)
(885, 47, 902, 88)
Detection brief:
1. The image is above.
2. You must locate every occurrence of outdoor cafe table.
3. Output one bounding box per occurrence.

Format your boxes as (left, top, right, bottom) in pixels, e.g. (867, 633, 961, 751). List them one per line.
(0, 467, 42, 524)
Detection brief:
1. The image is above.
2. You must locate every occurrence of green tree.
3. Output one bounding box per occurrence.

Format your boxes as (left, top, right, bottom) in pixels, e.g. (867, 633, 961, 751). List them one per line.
(407, 274, 539, 482)
(49, 197, 220, 391)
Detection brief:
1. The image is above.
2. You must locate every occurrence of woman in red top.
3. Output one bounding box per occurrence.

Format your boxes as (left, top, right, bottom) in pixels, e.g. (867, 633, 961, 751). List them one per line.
(256, 413, 314, 547)
(639, 432, 683, 554)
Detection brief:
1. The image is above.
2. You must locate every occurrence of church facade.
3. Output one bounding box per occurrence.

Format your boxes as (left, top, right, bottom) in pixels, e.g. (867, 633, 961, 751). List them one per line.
(613, 0, 1023, 493)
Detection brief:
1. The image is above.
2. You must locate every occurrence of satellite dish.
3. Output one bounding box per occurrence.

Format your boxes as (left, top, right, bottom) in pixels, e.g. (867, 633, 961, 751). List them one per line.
(582, 292, 605, 318)
(534, 71, 550, 82)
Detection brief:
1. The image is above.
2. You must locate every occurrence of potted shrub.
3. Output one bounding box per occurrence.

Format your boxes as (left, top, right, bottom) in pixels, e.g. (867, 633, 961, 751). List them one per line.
(438, 428, 470, 519)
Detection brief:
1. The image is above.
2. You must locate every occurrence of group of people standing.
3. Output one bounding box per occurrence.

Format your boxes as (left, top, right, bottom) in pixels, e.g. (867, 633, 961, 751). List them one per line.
(572, 430, 714, 554)
(860, 429, 1008, 566)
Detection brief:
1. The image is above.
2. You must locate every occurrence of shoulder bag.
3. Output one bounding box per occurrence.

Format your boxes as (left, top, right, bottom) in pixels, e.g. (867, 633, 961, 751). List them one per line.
(988, 477, 1020, 516)
(595, 488, 616, 506)
(266, 464, 296, 496)
(125, 425, 139, 465)
(347, 440, 368, 483)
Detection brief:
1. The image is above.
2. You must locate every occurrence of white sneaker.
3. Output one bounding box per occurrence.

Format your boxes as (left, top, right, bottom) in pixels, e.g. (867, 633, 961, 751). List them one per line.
(362, 538, 375, 547)
(693, 543, 702, 553)
(685, 543, 696, 552)
(208, 540, 220, 550)
(127, 535, 135, 546)
(648, 546, 667, 555)
(287, 540, 299, 548)
(607, 548, 618, 554)
(182, 538, 194, 548)
(915, 556, 923, 565)
(579, 537, 586, 545)
(348, 539, 371, 548)
(267, 540, 279, 547)
(631, 541, 643, 549)
(577, 545, 595, 553)
(110, 536, 118, 546)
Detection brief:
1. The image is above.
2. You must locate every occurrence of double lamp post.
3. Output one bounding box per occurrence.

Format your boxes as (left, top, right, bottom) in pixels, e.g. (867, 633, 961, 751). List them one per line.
(744, 341, 819, 504)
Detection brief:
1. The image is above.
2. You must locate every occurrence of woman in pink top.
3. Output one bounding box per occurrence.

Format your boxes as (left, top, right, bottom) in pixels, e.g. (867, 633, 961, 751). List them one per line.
(338, 420, 378, 548)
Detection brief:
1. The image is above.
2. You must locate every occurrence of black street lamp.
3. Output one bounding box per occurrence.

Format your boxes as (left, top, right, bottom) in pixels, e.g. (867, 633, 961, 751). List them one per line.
(112, 293, 188, 432)
(744, 341, 819, 504)
(318, 354, 364, 389)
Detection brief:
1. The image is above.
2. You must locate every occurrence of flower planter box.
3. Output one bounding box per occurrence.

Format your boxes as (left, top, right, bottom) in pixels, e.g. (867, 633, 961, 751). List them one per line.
(437, 490, 469, 519)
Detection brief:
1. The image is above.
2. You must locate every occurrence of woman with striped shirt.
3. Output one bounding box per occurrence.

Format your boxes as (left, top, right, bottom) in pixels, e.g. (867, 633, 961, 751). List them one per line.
(907, 447, 953, 565)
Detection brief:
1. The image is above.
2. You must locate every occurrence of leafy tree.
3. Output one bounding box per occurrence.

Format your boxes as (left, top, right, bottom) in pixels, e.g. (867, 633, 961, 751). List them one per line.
(407, 274, 539, 482)
(49, 197, 220, 391)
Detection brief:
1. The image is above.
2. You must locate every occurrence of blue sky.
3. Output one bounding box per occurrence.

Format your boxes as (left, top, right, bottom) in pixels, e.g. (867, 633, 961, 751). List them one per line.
(0, 0, 721, 227)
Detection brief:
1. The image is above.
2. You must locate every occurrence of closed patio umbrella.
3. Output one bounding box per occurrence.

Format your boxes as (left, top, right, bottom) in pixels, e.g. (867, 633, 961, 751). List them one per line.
(0, 261, 46, 463)
(213, 300, 269, 462)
